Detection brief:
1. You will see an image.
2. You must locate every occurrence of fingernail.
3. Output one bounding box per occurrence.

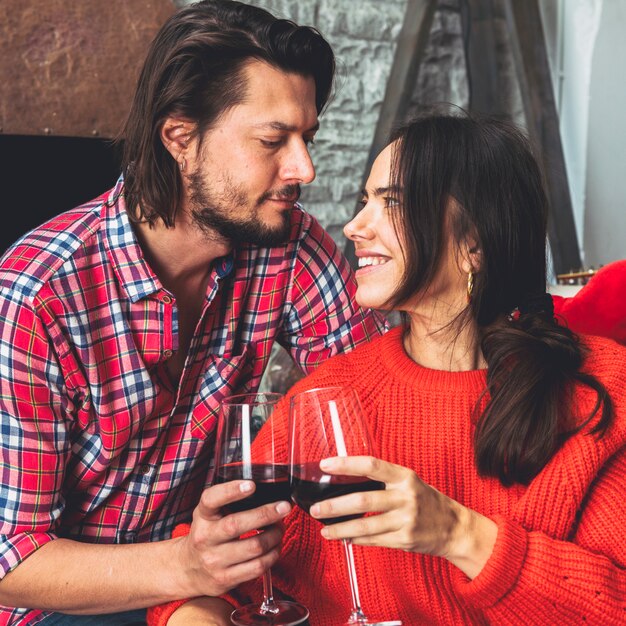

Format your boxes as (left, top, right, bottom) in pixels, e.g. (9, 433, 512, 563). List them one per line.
(240, 481, 253, 493)
(276, 501, 291, 515)
(320, 458, 334, 470)
(310, 504, 320, 517)
(320, 528, 329, 538)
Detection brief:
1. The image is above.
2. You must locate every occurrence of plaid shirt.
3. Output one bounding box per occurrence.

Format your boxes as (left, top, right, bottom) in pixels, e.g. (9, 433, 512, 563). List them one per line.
(0, 176, 385, 624)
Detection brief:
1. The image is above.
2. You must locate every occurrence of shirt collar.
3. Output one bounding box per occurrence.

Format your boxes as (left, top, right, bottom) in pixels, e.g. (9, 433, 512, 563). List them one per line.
(102, 174, 161, 303)
(101, 175, 236, 302)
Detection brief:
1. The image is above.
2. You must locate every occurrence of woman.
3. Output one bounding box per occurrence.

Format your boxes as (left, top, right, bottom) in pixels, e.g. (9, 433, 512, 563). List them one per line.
(150, 114, 626, 625)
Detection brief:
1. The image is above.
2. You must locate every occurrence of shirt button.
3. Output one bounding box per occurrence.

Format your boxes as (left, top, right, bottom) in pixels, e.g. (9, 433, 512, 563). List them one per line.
(163, 349, 173, 358)
(139, 464, 151, 475)
(161, 294, 173, 304)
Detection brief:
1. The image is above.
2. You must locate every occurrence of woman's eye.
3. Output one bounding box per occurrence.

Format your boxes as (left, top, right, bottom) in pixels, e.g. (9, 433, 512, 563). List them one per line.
(384, 197, 400, 208)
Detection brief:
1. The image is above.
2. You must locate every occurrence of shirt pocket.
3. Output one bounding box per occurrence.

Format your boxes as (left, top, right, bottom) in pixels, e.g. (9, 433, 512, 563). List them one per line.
(191, 342, 261, 440)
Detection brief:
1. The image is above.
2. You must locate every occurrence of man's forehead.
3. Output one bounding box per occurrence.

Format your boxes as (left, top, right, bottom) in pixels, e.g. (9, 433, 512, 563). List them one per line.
(239, 61, 316, 104)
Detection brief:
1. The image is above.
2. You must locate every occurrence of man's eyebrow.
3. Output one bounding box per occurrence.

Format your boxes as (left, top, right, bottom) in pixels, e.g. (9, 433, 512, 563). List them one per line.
(252, 121, 320, 133)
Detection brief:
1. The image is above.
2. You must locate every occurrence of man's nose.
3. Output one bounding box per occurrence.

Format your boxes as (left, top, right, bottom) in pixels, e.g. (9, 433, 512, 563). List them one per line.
(281, 142, 316, 184)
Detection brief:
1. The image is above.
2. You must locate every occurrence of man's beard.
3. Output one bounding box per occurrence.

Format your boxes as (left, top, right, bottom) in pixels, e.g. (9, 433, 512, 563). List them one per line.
(188, 171, 299, 247)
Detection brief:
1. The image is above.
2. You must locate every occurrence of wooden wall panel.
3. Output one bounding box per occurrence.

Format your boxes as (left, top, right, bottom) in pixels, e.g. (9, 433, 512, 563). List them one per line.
(0, 0, 176, 138)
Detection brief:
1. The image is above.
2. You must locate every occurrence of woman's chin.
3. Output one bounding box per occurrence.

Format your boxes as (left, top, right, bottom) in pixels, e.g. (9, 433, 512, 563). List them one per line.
(355, 289, 388, 311)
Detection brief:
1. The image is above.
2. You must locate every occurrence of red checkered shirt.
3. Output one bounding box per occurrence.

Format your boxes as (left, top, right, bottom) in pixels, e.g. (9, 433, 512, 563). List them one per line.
(0, 176, 385, 624)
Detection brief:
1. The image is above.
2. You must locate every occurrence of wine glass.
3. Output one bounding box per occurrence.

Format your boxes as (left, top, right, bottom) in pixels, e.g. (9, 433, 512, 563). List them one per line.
(289, 386, 402, 626)
(214, 392, 309, 626)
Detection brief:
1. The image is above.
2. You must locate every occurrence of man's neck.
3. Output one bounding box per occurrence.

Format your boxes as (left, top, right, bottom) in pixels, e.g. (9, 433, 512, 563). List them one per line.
(134, 214, 231, 293)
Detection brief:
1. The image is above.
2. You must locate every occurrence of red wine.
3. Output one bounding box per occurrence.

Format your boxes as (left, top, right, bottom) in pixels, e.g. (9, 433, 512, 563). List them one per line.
(290, 462, 385, 525)
(214, 463, 291, 513)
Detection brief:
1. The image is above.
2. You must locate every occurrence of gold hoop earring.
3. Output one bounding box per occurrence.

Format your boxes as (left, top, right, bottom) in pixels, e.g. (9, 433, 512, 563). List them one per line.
(179, 157, 186, 172)
(467, 271, 474, 303)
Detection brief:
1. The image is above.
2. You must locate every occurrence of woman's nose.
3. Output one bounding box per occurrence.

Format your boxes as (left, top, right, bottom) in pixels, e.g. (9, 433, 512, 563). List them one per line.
(343, 208, 373, 241)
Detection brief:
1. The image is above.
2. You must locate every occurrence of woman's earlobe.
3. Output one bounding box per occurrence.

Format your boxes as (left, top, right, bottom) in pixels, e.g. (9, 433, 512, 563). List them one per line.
(468, 243, 482, 273)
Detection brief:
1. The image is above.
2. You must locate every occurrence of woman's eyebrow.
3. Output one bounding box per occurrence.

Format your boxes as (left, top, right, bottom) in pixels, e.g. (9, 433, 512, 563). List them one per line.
(363, 185, 403, 197)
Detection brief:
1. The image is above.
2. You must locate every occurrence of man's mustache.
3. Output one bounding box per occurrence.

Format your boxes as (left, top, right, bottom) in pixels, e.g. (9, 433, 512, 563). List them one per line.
(257, 185, 301, 206)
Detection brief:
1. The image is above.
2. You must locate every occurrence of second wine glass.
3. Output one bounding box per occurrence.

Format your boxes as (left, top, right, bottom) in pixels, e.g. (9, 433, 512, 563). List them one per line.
(215, 391, 309, 626)
(289, 386, 402, 626)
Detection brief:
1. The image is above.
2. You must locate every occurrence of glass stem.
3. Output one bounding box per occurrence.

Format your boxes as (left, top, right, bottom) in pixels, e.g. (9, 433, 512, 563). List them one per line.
(343, 539, 368, 623)
(257, 526, 279, 615)
(259, 569, 280, 614)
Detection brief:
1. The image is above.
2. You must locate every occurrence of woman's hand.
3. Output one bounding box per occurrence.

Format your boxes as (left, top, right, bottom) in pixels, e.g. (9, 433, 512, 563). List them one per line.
(166, 597, 234, 626)
(309, 456, 498, 579)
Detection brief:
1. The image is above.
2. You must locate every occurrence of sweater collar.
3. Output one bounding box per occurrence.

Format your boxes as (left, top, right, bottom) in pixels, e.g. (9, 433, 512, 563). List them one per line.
(380, 326, 488, 393)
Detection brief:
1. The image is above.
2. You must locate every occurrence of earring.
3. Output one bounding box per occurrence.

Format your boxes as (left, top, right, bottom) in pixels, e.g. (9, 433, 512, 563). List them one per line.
(467, 271, 474, 303)
(179, 157, 186, 172)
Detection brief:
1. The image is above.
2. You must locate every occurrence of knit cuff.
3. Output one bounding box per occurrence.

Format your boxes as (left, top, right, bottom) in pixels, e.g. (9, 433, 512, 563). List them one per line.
(146, 599, 190, 626)
(452, 515, 528, 609)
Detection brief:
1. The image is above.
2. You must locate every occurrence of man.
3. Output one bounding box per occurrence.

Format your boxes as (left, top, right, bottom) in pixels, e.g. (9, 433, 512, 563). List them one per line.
(0, 1, 385, 623)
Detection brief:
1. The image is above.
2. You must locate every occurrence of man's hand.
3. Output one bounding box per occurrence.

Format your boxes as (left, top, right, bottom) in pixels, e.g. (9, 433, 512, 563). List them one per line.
(175, 479, 292, 597)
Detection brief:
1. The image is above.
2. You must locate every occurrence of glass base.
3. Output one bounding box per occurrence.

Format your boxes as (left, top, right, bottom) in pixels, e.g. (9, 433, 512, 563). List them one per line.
(230, 600, 309, 626)
(346, 621, 403, 626)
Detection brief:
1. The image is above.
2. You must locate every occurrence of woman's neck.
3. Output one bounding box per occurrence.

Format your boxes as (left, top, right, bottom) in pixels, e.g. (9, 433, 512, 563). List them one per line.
(402, 311, 486, 372)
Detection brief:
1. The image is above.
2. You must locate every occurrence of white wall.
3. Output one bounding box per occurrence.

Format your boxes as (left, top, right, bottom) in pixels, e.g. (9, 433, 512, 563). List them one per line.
(583, 0, 626, 266)
(541, 0, 626, 268)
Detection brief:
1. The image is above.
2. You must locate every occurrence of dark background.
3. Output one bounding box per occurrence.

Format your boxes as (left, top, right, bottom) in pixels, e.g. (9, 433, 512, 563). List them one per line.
(1, 135, 121, 253)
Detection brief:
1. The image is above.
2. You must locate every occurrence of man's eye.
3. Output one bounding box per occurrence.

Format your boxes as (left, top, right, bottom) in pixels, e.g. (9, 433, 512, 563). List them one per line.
(305, 137, 316, 147)
(260, 139, 283, 148)
(357, 196, 368, 207)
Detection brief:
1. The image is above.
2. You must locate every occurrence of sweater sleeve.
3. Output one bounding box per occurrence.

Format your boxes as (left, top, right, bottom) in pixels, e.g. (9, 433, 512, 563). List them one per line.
(453, 447, 626, 624)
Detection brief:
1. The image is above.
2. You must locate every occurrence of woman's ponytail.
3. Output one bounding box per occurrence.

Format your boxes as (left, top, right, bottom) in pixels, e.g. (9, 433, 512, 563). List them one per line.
(476, 298, 612, 485)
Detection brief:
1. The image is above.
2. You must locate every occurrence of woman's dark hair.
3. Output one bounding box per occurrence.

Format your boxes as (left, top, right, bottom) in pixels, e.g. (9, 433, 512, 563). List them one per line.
(386, 113, 613, 485)
(117, 0, 335, 226)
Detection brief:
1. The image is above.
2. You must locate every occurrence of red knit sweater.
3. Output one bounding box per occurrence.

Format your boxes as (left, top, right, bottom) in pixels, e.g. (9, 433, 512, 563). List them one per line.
(149, 328, 626, 626)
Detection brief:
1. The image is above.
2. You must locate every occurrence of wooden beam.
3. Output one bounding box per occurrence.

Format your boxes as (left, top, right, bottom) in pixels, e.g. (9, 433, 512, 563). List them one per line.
(503, 0, 582, 274)
(344, 0, 437, 263)
(463, 0, 509, 117)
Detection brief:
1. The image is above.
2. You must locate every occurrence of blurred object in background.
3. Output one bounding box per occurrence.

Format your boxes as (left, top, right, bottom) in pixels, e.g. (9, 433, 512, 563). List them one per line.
(552, 260, 626, 345)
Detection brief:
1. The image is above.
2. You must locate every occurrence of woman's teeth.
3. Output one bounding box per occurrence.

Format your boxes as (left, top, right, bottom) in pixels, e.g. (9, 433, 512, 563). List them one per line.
(358, 256, 389, 268)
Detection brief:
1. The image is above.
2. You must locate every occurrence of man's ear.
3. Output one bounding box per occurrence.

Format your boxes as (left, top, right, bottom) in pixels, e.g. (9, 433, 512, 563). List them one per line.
(160, 117, 195, 167)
